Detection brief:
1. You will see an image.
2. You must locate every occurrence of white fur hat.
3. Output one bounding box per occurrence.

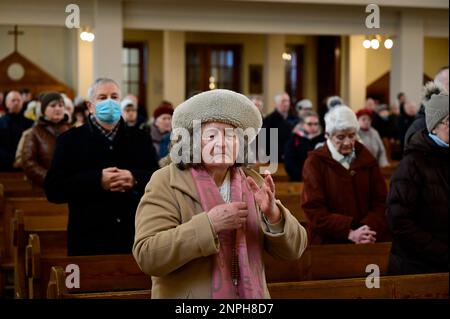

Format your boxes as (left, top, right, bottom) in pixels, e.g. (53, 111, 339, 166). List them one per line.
(172, 89, 262, 142)
(325, 105, 359, 134)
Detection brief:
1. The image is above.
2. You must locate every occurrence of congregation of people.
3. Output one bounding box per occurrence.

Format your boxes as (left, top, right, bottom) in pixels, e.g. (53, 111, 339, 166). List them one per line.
(0, 65, 448, 298)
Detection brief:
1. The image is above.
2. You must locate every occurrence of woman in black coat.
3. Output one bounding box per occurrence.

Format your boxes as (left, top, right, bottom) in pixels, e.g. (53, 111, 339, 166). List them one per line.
(387, 83, 449, 274)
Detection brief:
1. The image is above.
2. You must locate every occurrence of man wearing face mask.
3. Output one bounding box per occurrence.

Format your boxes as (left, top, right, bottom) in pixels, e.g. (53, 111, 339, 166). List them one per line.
(45, 78, 159, 256)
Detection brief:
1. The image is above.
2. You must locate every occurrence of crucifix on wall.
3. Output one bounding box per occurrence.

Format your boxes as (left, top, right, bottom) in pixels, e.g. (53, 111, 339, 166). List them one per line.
(8, 25, 24, 52)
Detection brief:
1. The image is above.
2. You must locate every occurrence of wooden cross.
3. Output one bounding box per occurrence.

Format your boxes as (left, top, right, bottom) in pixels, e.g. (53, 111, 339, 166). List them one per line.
(8, 25, 24, 52)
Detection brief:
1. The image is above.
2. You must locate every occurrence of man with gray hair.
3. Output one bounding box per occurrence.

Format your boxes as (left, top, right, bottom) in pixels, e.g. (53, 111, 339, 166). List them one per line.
(261, 92, 294, 162)
(0, 91, 34, 171)
(45, 78, 159, 256)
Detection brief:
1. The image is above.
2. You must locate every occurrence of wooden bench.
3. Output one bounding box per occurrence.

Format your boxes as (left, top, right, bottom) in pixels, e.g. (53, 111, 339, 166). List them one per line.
(48, 270, 448, 299)
(0, 172, 27, 181)
(267, 273, 449, 299)
(0, 196, 67, 297)
(12, 208, 68, 298)
(277, 193, 307, 225)
(27, 234, 149, 299)
(275, 182, 303, 196)
(263, 242, 391, 283)
(47, 266, 151, 299)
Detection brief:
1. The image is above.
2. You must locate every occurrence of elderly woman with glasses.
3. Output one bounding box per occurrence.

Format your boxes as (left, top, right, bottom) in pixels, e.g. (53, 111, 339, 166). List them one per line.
(133, 89, 307, 299)
(387, 82, 449, 275)
(301, 106, 390, 245)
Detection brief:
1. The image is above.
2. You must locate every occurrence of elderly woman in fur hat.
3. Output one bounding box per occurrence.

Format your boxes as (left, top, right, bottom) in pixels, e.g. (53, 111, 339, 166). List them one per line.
(133, 89, 307, 299)
(302, 106, 390, 245)
(387, 82, 449, 275)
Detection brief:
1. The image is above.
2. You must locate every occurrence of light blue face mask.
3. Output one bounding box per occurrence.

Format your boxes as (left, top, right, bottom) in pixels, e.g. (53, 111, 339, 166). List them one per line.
(95, 99, 122, 124)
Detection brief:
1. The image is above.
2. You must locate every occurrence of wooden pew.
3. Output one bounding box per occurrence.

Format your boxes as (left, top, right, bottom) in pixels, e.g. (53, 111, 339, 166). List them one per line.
(263, 242, 391, 283)
(27, 234, 149, 299)
(277, 193, 307, 225)
(47, 266, 151, 299)
(0, 172, 27, 182)
(267, 273, 449, 299)
(275, 182, 303, 196)
(307, 242, 391, 280)
(12, 208, 68, 298)
(1, 197, 67, 267)
(0, 196, 66, 297)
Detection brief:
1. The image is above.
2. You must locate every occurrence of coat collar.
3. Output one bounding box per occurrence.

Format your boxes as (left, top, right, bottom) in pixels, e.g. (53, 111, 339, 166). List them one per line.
(168, 163, 201, 203)
(312, 140, 378, 171)
(167, 163, 264, 204)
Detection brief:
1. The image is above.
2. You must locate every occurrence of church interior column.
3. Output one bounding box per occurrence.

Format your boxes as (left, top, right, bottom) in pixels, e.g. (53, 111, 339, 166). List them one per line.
(76, 29, 93, 99)
(163, 31, 185, 107)
(92, 0, 123, 87)
(390, 12, 424, 106)
(263, 34, 285, 113)
(348, 35, 367, 110)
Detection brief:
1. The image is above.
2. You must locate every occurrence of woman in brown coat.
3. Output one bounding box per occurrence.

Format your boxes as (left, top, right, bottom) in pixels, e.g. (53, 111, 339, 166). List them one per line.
(302, 106, 389, 245)
(133, 89, 307, 299)
(22, 92, 71, 186)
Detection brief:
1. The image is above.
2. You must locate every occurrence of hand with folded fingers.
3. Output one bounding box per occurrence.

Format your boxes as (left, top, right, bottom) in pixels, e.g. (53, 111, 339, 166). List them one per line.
(101, 167, 135, 192)
(348, 225, 377, 244)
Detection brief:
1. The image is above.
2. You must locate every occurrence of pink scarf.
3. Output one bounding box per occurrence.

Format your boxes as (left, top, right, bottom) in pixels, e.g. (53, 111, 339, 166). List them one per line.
(190, 167, 265, 299)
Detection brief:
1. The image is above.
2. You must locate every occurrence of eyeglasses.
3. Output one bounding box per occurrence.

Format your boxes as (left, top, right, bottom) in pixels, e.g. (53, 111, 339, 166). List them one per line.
(440, 118, 449, 127)
(305, 122, 319, 126)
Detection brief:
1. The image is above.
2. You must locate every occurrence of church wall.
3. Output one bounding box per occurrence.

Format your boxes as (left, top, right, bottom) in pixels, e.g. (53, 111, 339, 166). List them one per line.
(0, 25, 74, 91)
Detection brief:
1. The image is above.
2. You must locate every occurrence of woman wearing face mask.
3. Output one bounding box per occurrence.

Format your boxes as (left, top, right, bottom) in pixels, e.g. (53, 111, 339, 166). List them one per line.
(387, 82, 449, 275)
(44, 78, 159, 256)
(21, 92, 71, 187)
(133, 89, 307, 298)
(301, 106, 390, 245)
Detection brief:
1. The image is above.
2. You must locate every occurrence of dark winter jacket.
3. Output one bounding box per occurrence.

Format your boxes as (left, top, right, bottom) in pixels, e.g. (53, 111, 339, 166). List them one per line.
(284, 131, 325, 181)
(0, 113, 34, 171)
(262, 110, 293, 162)
(387, 129, 448, 274)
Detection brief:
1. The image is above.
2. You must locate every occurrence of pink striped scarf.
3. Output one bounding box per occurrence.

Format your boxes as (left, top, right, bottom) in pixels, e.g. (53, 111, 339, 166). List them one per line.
(190, 167, 265, 299)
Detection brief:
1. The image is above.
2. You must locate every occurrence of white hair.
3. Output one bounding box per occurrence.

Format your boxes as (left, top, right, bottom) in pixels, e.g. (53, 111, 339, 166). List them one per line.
(325, 105, 359, 135)
(87, 78, 120, 100)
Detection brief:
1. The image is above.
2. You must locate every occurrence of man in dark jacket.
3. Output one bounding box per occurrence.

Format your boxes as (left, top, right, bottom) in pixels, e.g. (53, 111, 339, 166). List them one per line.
(0, 91, 34, 171)
(261, 92, 293, 162)
(387, 83, 448, 275)
(45, 78, 159, 256)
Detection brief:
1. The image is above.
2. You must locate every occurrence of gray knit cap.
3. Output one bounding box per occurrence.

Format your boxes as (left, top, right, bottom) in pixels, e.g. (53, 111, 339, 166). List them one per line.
(423, 81, 449, 132)
(172, 89, 262, 142)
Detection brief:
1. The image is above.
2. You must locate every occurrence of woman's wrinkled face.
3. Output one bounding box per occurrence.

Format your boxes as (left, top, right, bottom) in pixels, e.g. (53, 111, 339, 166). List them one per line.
(330, 128, 357, 156)
(45, 99, 65, 123)
(201, 122, 239, 169)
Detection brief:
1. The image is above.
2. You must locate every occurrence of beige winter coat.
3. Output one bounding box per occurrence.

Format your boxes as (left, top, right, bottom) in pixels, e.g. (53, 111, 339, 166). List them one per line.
(133, 163, 308, 298)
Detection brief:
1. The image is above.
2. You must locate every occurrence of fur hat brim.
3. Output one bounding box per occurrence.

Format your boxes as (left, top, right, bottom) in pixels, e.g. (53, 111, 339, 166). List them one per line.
(172, 89, 262, 142)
